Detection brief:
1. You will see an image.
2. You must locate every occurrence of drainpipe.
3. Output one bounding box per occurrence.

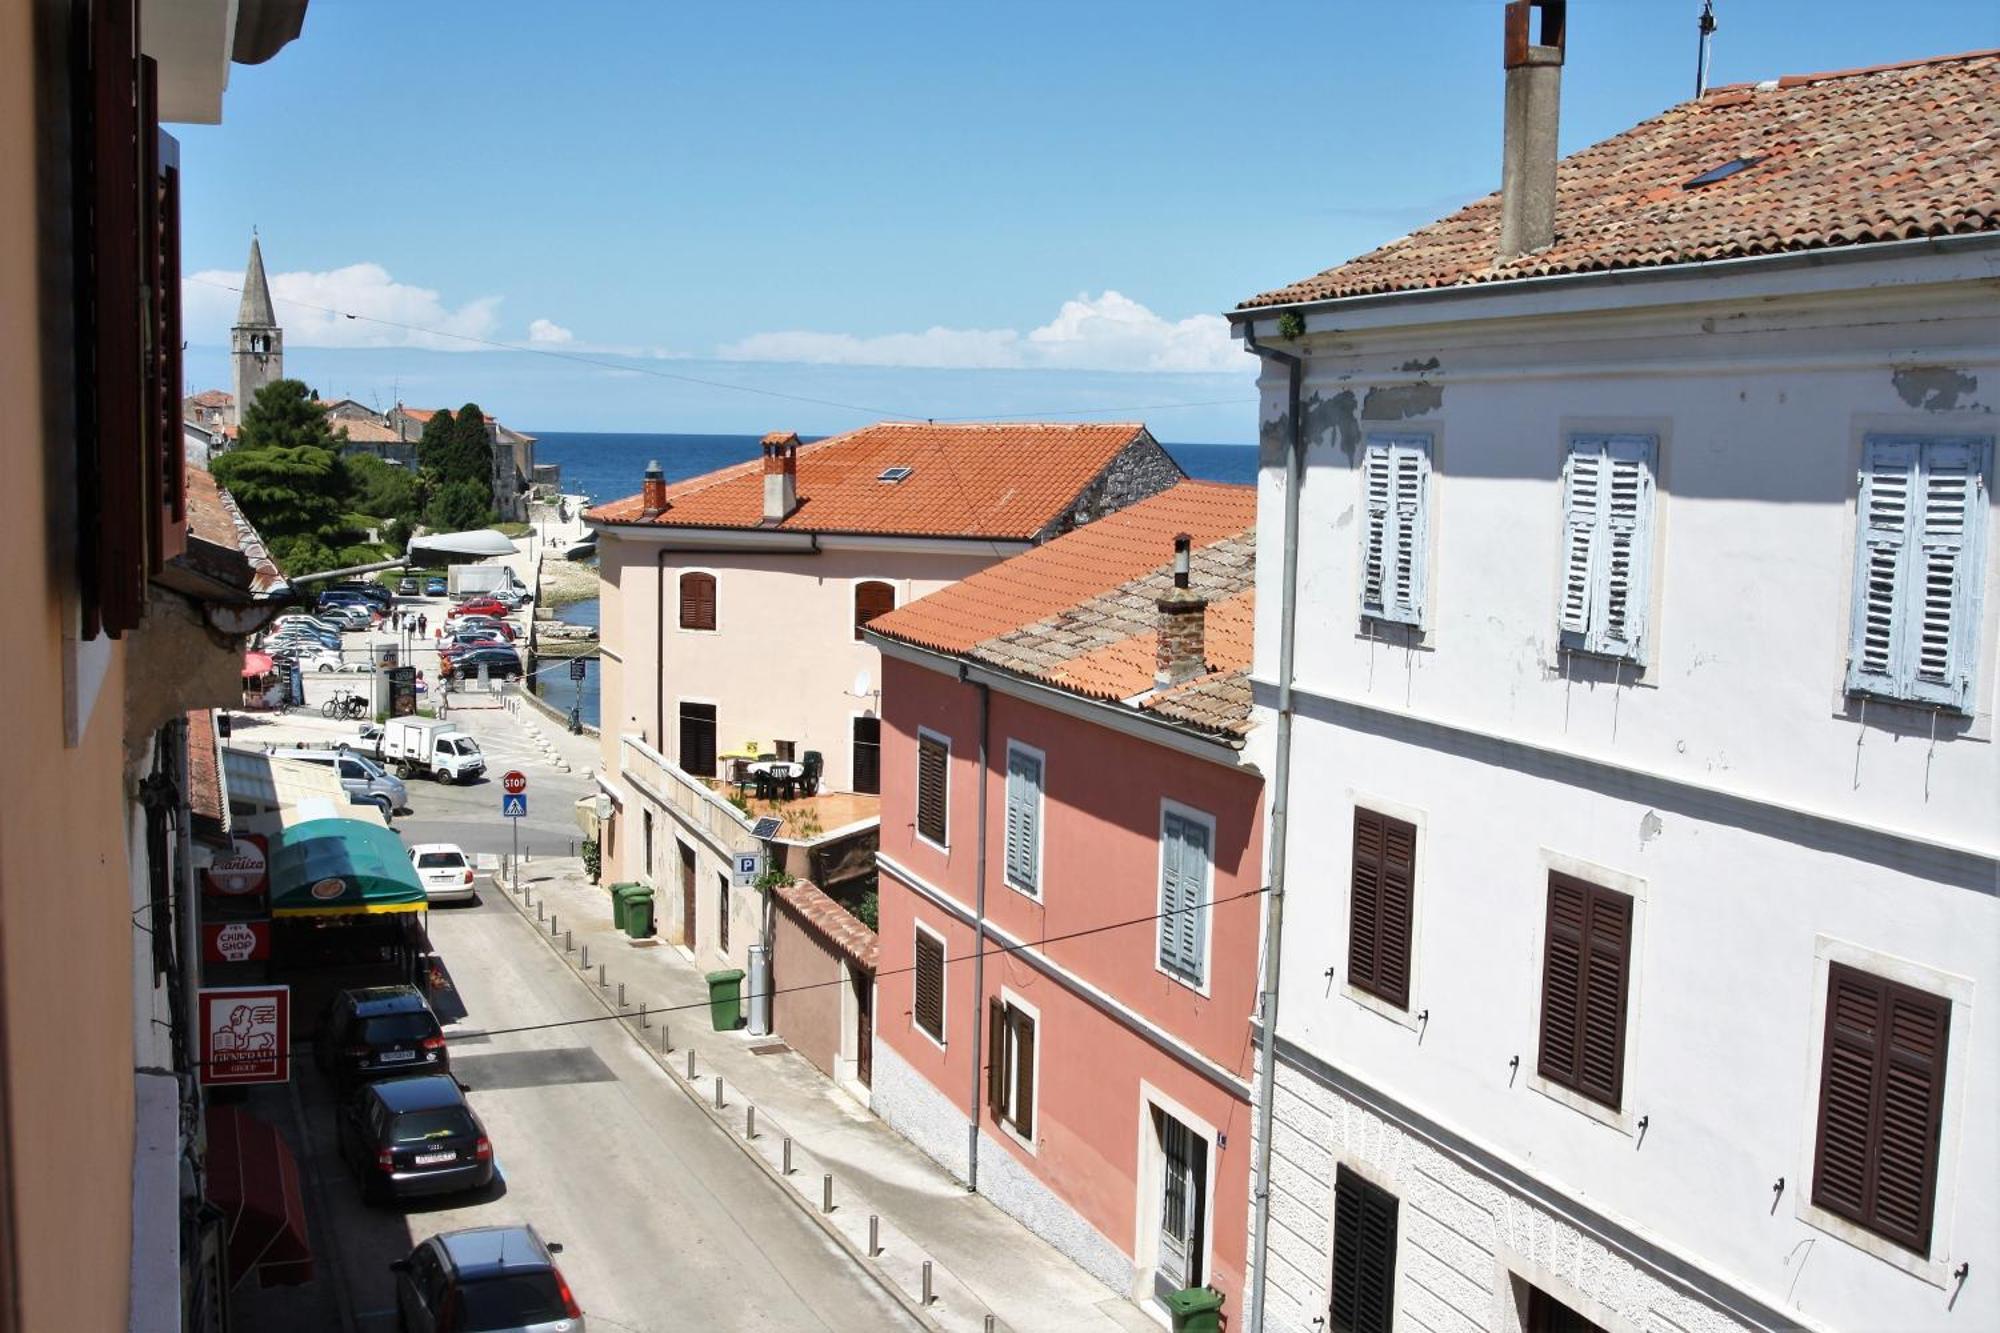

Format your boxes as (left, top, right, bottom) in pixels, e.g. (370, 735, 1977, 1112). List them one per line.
(1243, 319, 1305, 1333)
(655, 549, 668, 751)
(960, 662, 990, 1191)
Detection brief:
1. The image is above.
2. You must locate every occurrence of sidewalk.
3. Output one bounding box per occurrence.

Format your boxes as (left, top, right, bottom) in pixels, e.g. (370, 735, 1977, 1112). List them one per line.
(467, 713, 1157, 1333)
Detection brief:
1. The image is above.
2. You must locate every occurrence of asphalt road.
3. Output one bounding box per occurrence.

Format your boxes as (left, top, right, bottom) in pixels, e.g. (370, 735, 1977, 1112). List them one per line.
(289, 719, 917, 1333)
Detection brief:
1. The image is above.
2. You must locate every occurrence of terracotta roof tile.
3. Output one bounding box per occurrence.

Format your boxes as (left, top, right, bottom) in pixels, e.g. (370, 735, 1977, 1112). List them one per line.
(185, 389, 233, 408)
(585, 421, 1167, 539)
(774, 878, 878, 972)
(1239, 50, 2000, 309)
(870, 483, 1258, 742)
(186, 709, 224, 832)
(183, 464, 285, 596)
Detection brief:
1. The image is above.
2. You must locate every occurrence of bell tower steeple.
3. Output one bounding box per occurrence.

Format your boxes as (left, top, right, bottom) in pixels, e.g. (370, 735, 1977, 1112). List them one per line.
(229, 232, 283, 425)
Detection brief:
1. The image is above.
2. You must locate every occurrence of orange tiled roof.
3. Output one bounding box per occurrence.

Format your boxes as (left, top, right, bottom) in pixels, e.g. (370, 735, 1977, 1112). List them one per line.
(186, 389, 234, 408)
(586, 421, 1165, 539)
(186, 710, 224, 831)
(868, 482, 1258, 741)
(1239, 49, 2000, 309)
(774, 879, 878, 972)
(183, 464, 285, 595)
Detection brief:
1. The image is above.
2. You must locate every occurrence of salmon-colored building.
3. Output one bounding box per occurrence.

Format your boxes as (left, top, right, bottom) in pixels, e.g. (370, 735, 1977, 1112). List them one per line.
(864, 483, 1262, 1324)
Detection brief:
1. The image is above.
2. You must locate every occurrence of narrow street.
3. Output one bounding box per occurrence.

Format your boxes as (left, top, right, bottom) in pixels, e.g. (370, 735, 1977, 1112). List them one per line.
(281, 726, 918, 1333)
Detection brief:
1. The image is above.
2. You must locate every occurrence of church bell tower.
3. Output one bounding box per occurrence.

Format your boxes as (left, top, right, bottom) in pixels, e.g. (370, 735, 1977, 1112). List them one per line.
(229, 233, 283, 425)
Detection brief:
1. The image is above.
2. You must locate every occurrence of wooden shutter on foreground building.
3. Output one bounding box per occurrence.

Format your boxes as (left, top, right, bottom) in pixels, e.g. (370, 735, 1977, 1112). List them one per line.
(1812, 963, 1951, 1254)
(1537, 874, 1632, 1109)
(679, 572, 716, 630)
(916, 734, 948, 846)
(913, 931, 944, 1042)
(1348, 810, 1415, 1009)
(1329, 1165, 1398, 1333)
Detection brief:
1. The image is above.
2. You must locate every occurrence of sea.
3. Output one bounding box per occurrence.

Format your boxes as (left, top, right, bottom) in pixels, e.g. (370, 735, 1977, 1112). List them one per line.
(527, 432, 1259, 727)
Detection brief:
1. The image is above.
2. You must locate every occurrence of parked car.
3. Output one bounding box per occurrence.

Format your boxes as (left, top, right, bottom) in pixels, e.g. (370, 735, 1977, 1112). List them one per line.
(296, 647, 362, 674)
(315, 986, 449, 1088)
(438, 636, 510, 659)
(452, 597, 511, 620)
(441, 646, 523, 681)
(410, 844, 478, 902)
(317, 604, 375, 631)
(355, 722, 385, 757)
(329, 580, 394, 609)
(274, 614, 347, 637)
(267, 746, 409, 817)
(392, 1226, 582, 1333)
(384, 720, 487, 784)
(424, 576, 448, 597)
(339, 1074, 492, 1205)
(266, 630, 339, 654)
(446, 616, 516, 641)
(397, 577, 419, 596)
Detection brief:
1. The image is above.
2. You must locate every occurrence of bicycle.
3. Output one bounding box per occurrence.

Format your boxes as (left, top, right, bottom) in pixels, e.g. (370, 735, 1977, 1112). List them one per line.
(321, 690, 367, 721)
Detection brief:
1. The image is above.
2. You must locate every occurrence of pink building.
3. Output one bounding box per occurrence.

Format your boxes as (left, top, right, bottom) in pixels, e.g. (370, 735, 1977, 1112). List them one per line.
(865, 482, 1262, 1324)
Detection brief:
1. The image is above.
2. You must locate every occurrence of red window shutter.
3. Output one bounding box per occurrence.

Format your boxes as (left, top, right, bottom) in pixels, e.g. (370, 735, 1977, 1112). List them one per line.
(854, 581, 896, 641)
(986, 995, 1006, 1116)
(680, 573, 716, 630)
(1812, 964, 1950, 1254)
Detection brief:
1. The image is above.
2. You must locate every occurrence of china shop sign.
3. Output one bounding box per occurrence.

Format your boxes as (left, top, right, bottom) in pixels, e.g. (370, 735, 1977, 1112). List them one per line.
(198, 985, 290, 1086)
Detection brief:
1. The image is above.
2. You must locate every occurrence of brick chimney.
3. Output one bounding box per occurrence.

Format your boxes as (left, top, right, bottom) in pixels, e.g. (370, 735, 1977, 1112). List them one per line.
(1155, 533, 1208, 689)
(640, 459, 667, 519)
(1498, 0, 1566, 259)
(761, 431, 800, 524)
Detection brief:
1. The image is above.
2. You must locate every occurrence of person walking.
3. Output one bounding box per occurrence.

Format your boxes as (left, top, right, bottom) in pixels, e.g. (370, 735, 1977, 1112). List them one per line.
(419, 612, 428, 636)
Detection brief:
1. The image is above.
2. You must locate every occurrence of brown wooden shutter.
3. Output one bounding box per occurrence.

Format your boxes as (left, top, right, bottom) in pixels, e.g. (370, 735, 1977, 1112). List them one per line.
(148, 116, 185, 569)
(679, 572, 716, 630)
(1538, 874, 1631, 1108)
(1011, 1010, 1035, 1138)
(1349, 810, 1415, 1009)
(1812, 964, 1950, 1254)
(916, 735, 948, 845)
(1330, 1165, 1397, 1333)
(987, 995, 1006, 1116)
(855, 581, 896, 641)
(913, 931, 943, 1041)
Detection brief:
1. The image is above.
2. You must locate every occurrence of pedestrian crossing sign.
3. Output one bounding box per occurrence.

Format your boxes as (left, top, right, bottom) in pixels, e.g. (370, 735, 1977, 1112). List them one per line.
(502, 793, 528, 818)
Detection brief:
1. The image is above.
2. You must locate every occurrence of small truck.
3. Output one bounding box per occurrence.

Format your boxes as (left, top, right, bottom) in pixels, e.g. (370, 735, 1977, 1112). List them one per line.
(381, 717, 487, 784)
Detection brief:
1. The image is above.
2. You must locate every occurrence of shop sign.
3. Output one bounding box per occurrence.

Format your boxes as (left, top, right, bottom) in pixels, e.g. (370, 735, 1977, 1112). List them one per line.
(198, 985, 290, 1086)
(202, 920, 270, 964)
(310, 877, 347, 901)
(202, 834, 269, 898)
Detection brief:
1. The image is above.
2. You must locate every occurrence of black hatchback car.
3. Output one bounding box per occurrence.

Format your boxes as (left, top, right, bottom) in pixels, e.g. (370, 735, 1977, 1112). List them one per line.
(315, 986, 449, 1087)
(341, 1074, 493, 1204)
(393, 1225, 582, 1331)
(442, 645, 524, 681)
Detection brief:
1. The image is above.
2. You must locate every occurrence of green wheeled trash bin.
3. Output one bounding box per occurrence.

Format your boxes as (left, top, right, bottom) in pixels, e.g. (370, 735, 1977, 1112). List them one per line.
(706, 968, 746, 1031)
(624, 887, 655, 939)
(608, 882, 641, 933)
(1162, 1287, 1224, 1333)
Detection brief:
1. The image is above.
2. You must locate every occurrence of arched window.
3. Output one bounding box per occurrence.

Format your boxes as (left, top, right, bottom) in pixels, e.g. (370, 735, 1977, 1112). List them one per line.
(854, 580, 896, 641)
(679, 571, 717, 631)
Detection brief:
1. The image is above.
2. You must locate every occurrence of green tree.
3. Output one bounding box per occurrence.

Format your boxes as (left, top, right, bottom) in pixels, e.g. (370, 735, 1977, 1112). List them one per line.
(348, 452, 420, 523)
(448, 401, 494, 488)
(425, 479, 492, 532)
(416, 407, 457, 478)
(210, 379, 366, 575)
(237, 378, 342, 454)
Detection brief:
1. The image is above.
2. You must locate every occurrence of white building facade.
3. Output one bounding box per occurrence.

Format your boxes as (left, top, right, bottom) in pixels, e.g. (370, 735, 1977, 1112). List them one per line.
(1238, 221, 1998, 1329)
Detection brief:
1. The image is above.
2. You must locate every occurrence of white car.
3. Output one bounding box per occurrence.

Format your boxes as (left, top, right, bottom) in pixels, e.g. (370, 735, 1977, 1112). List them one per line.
(409, 844, 478, 903)
(297, 648, 363, 673)
(274, 614, 346, 636)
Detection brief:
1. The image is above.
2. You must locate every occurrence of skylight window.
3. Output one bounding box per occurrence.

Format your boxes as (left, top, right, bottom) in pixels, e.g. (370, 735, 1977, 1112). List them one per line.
(1683, 155, 1763, 189)
(878, 466, 914, 483)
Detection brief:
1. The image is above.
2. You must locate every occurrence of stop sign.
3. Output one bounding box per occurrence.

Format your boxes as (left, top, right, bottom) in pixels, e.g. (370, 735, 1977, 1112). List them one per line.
(502, 770, 528, 795)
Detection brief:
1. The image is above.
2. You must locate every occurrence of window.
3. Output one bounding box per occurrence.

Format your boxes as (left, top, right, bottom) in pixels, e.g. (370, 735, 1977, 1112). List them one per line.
(678, 571, 717, 631)
(852, 717, 882, 795)
(1524, 1286, 1607, 1333)
(1846, 435, 1991, 712)
(1558, 434, 1656, 661)
(1003, 744, 1043, 895)
(854, 580, 897, 641)
(913, 927, 945, 1044)
(1348, 810, 1415, 1010)
(717, 871, 731, 957)
(987, 997, 1035, 1139)
(1360, 432, 1431, 627)
(1537, 874, 1632, 1110)
(1812, 963, 1950, 1255)
(678, 702, 717, 778)
(1329, 1166, 1398, 1333)
(1158, 808, 1212, 986)
(642, 809, 654, 878)
(774, 739, 796, 762)
(916, 731, 949, 848)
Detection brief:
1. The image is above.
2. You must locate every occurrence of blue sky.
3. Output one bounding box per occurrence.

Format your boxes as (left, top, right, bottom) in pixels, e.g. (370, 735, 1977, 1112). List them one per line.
(177, 0, 1998, 441)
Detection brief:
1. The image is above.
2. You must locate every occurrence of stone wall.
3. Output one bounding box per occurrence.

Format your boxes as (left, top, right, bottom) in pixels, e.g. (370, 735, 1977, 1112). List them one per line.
(1038, 430, 1187, 540)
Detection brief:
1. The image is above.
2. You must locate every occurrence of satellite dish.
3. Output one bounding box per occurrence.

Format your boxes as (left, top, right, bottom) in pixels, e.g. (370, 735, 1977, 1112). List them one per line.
(851, 669, 871, 698)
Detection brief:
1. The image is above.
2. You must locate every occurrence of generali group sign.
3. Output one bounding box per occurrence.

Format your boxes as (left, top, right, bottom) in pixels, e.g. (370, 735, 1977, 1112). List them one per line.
(203, 833, 269, 899)
(198, 985, 290, 1086)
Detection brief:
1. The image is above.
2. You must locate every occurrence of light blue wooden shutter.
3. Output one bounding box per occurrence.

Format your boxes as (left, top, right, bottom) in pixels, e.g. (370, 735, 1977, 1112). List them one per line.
(1847, 438, 1918, 699)
(1005, 747, 1040, 893)
(1360, 433, 1431, 627)
(1159, 813, 1209, 983)
(1559, 435, 1655, 660)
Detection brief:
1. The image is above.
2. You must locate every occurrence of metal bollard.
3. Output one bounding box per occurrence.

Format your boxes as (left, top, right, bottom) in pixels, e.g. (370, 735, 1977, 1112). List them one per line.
(639, 1004, 649, 1029)
(564, 928, 572, 952)
(746, 1105, 756, 1140)
(536, 901, 545, 922)
(922, 1261, 933, 1305)
(580, 944, 589, 969)
(597, 963, 606, 988)
(660, 1023, 670, 1053)
(549, 913, 558, 936)
(714, 1076, 724, 1109)
(686, 1049, 696, 1079)
(868, 1214, 879, 1257)
(617, 982, 626, 1008)
(782, 1137, 793, 1176)
(822, 1174, 834, 1214)
(986, 1316, 996, 1332)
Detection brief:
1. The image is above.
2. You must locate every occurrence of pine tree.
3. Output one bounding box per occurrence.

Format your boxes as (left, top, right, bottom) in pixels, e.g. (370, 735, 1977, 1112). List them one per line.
(416, 407, 458, 477)
(450, 401, 493, 489)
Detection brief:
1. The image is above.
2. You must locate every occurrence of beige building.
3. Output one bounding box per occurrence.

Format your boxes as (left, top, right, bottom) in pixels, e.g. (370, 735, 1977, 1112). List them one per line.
(586, 422, 1184, 973)
(2, 2, 311, 1330)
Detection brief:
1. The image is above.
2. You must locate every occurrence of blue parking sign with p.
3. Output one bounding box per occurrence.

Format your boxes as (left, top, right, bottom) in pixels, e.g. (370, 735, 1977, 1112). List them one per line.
(502, 793, 528, 818)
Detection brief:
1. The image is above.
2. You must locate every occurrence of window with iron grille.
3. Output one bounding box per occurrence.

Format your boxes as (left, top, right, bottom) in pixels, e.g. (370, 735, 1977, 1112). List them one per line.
(1812, 963, 1950, 1255)
(1537, 874, 1632, 1110)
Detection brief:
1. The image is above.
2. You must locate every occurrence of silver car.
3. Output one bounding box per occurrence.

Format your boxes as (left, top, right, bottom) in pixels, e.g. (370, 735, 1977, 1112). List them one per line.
(267, 747, 409, 818)
(393, 1225, 583, 1332)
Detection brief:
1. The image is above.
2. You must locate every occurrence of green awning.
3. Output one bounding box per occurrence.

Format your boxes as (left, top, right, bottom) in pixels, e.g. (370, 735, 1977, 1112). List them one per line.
(269, 819, 426, 917)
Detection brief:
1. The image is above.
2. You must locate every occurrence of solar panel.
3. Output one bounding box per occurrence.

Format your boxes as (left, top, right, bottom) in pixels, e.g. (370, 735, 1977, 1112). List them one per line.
(751, 817, 784, 840)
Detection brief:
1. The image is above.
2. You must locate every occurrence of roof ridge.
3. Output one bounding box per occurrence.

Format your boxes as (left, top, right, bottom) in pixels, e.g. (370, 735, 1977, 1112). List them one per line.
(1701, 46, 2000, 98)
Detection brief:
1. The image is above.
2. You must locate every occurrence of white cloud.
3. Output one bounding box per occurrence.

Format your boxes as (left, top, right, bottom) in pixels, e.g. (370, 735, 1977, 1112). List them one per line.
(716, 291, 1241, 375)
(182, 262, 503, 351)
(527, 318, 575, 345)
